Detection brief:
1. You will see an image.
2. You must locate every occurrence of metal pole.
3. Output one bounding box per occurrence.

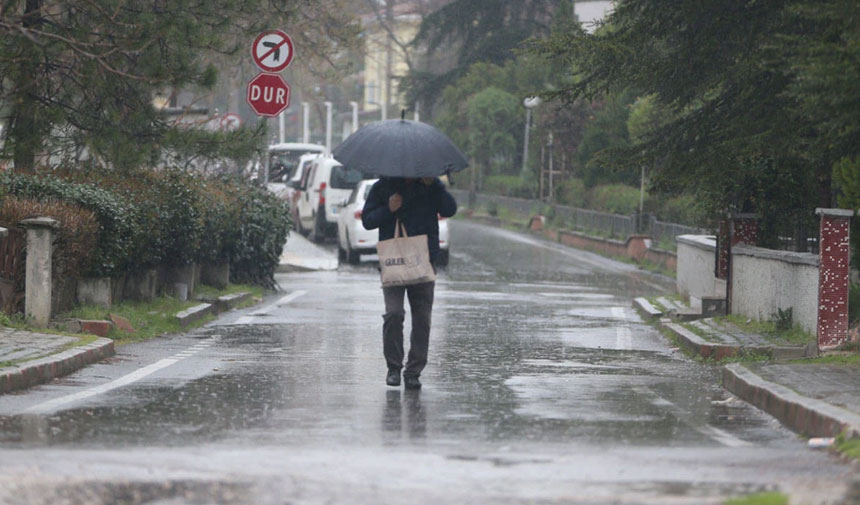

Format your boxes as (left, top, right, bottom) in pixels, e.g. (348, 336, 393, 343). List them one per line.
(324, 101, 333, 155)
(548, 132, 554, 205)
(540, 145, 545, 201)
(302, 102, 310, 144)
(521, 108, 531, 177)
(639, 165, 646, 232)
(278, 111, 285, 144)
(350, 101, 359, 134)
(414, 101, 420, 122)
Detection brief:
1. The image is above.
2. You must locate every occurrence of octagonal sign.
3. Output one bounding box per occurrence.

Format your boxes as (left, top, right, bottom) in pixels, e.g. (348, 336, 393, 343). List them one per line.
(246, 73, 290, 117)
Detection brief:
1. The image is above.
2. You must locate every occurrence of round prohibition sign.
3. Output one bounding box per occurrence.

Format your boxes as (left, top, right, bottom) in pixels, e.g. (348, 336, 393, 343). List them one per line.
(251, 29, 295, 73)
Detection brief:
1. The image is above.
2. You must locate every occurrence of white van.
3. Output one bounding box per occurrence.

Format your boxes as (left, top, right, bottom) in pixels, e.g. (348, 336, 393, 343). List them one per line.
(295, 156, 364, 242)
(263, 143, 324, 203)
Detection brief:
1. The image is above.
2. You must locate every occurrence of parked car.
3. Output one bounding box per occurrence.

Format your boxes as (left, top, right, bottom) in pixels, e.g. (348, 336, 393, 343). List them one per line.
(295, 156, 365, 242)
(337, 178, 451, 266)
(285, 153, 321, 225)
(264, 143, 324, 203)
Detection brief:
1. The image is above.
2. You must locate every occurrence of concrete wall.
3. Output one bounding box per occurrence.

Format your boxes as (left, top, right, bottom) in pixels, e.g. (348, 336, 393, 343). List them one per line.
(731, 245, 819, 334)
(676, 235, 725, 309)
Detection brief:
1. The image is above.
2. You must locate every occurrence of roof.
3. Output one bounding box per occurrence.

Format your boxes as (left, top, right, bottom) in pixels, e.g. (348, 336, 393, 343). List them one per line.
(267, 142, 325, 153)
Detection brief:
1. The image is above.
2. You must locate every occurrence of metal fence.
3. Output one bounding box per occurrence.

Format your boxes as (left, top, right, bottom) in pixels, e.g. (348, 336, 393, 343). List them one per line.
(554, 205, 636, 239)
(450, 189, 704, 245)
(648, 216, 708, 248)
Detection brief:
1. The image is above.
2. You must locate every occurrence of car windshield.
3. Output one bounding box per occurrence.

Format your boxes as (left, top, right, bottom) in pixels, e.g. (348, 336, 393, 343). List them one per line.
(330, 165, 364, 190)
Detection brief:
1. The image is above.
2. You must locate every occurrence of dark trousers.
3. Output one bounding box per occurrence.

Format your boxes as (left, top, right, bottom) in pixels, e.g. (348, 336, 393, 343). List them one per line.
(382, 281, 435, 377)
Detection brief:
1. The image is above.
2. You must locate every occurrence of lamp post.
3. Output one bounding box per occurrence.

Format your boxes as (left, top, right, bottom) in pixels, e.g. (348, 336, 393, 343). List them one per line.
(521, 96, 542, 178)
(350, 101, 359, 134)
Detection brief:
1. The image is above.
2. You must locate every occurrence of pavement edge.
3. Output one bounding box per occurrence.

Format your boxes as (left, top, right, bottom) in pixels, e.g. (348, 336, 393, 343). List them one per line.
(722, 362, 860, 438)
(0, 337, 115, 395)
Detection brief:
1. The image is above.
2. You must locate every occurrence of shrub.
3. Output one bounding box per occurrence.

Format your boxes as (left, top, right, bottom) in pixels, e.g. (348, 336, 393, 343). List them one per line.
(555, 178, 586, 207)
(0, 171, 137, 277)
(482, 175, 536, 199)
(587, 184, 643, 215)
(0, 197, 99, 313)
(228, 181, 290, 288)
(657, 195, 709, 227)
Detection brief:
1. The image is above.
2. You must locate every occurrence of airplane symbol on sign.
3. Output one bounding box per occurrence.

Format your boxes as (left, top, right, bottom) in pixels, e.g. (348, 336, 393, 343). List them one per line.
(262, 41, 281, 61)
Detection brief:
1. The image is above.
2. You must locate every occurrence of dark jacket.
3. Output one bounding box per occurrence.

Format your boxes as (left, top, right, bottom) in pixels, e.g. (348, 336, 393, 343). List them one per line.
(362, 177, 457, 263)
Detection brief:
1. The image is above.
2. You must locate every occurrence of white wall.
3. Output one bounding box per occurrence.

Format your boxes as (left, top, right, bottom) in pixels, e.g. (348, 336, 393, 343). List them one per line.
(731, 245, 819, 334)
(676, 235, 725, 309)
(575, 1, 614, 33)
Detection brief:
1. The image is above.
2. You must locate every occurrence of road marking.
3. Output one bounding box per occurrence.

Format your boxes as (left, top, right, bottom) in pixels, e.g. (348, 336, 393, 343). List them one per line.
(23, 336, 220, 415)
(637, 386, 753, 448)
(233, 290, 308, 325)
(611, 307, 632, 351)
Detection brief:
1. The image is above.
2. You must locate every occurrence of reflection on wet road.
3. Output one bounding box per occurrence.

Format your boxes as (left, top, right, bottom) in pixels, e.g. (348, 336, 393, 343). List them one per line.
(0, 220, 852, 504)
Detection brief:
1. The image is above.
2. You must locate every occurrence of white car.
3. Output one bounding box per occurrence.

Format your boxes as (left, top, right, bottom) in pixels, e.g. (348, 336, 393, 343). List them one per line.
(295, 156, 365, 242)
(337, 178, 451, 266)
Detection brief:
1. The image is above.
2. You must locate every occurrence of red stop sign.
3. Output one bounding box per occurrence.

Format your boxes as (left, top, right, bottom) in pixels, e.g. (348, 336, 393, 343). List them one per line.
(246, 73, 291, 117)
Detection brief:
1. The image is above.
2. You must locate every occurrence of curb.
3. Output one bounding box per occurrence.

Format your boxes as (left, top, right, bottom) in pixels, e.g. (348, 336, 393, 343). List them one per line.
(198, 292, 252, 314)
(662, 320, 746, 360)
(0, 337, 115, 394)
(216, 292, 251, 313)
(723, 362, 860, 438)
(661, 320, 810, 361)
(633, 297, 663, 320)
(175, 303, 215, 327)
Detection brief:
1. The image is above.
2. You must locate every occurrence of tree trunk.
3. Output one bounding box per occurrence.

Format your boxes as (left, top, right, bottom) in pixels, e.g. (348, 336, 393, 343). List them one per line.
(10, 0, 44, 173)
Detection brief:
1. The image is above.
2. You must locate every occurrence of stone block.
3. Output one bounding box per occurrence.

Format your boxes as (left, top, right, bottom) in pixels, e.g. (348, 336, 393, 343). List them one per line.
(77, 277, 113, 309)
(108, 314, 135, 333)
(79, 320, 114, 337)
(124, 269, 158, 302)
(701, 297, 727, 317)
(53, 319, 82, 334)
(201, 262, 230, 289)
(529, 215, 545, 232)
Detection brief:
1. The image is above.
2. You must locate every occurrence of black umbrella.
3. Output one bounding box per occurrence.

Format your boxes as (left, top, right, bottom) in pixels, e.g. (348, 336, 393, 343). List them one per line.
(332, 117, 468, 179)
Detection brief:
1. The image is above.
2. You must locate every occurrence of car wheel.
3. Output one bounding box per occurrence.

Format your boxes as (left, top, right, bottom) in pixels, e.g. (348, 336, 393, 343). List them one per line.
(309, 209, 325, 243)
(347, 243, 361, 265)
(437, 250, 449, 267)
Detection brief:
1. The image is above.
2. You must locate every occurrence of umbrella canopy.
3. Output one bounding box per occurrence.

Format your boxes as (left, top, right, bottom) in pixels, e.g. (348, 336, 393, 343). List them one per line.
(332, 119, 468, 178)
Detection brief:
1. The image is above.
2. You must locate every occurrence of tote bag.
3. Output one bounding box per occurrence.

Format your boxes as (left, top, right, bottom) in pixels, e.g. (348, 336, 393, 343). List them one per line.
(377, 220, 437, 287)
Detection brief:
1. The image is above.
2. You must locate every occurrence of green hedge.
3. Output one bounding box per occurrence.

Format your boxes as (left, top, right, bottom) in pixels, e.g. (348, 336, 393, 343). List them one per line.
(0, 169, 290, 287)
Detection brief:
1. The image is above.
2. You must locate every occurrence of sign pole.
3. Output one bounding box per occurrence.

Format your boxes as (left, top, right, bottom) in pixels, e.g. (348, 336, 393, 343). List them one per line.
(302, 102, 310, 143)
(325, 101, 333, 155)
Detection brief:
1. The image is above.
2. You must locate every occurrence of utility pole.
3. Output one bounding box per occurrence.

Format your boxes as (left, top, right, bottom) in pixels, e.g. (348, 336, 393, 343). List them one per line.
(548, 132, 554, 205)
(302, 102, 310, 144)
(350, 101, 359, 134)
(324, 101, 333, 155)
(383, 0, 394, 121)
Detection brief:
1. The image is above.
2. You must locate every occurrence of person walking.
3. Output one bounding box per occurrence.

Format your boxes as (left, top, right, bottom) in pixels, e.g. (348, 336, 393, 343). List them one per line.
(362, 176, 457, 390)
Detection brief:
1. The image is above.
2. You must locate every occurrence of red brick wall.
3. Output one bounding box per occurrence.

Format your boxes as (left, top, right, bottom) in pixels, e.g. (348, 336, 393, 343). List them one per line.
(817, 211, 852, 347)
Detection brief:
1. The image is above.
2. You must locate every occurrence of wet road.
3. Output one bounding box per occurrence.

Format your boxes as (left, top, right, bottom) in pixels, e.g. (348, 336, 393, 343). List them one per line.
(0, 220, 853, 504)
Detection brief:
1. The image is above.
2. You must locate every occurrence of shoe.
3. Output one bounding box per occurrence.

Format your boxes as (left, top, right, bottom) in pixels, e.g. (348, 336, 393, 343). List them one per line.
(386, 369, 401, 387)
(404, 375, 422, 390)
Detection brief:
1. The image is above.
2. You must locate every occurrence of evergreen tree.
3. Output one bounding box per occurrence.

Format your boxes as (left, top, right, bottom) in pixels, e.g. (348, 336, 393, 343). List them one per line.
(0, 1, 357, 172)
(530, 0, 857, 240)
(404, 0, 562, 113)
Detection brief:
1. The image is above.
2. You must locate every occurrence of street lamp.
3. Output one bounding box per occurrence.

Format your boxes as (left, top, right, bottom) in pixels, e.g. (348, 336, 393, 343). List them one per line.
(521, 96, 542, 178)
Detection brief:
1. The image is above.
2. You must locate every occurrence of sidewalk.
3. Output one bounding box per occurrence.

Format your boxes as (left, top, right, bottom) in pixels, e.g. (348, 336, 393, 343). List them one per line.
(634, 297, 816, 360)
(723, 360, 860, 438)
(0, 329, 114, 394)
(634, 297, 860, 441)
(277, 232, 338, 272)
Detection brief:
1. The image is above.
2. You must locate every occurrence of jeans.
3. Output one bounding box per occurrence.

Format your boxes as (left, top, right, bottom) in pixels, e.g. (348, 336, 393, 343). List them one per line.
(382, 281, 435, 377)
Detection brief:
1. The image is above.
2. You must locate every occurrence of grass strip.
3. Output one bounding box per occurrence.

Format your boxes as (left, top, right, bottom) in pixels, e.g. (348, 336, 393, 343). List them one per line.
(719, 314, 814, 347)
(723, 492, 788, 505)
(59, 283, 264, 345)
